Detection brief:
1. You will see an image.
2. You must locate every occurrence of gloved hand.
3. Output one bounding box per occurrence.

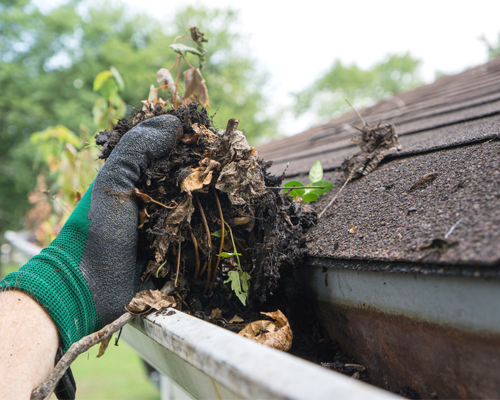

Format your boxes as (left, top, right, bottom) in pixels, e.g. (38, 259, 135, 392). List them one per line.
(0, 115, 182, 352)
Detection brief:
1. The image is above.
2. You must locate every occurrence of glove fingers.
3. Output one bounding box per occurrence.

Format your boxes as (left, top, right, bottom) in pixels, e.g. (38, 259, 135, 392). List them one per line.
(81, 115, 182, 326)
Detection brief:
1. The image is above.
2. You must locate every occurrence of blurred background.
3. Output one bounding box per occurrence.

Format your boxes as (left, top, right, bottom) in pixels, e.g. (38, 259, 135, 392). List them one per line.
(1, 0, 499, 398)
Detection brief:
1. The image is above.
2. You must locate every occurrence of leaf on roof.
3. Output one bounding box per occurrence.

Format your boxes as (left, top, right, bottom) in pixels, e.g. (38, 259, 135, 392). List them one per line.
(342, 123, 401, 182)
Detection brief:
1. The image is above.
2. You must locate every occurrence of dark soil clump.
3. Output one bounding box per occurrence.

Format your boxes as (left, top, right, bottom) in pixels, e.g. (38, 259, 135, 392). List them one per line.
(97, 103, 354, 377)
(97, 103, 315, 310)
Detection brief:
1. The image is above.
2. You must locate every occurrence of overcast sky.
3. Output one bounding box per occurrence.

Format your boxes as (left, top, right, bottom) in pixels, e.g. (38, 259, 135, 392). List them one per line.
(44, 0, 497, 135)
(115, 0, 500, 135)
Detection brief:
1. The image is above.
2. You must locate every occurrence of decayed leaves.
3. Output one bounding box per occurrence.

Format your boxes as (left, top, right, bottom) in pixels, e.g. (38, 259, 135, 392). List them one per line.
(190, 26, 207, 69)
(180, 166, 213, 193)
(319, 122, 401, 219)
(96, 336, 112, 358)
(183, 68, 210, 107)
(125, 290, 176, 315)
(408, 172, 438, 192)
(152, 195, 195, 264)
(342, 123, 401, 181)
(215, 120, 267, 205)
(157, 68, 180, 104)
(229, 315, 244, 323)
(238, 310, 293, 351)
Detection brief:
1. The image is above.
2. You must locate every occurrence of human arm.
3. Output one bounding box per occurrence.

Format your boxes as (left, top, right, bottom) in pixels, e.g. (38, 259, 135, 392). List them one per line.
(0, 114, 183, 399)
(0, 290, 59, 400)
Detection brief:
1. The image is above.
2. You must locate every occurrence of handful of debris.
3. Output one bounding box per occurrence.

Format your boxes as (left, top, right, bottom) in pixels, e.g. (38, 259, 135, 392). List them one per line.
(96, 103, 316, 314)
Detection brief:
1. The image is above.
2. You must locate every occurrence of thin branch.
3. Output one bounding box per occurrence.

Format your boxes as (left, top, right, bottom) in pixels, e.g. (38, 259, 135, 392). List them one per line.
(189, 226, 201, 282)
(168, 55, 181, 72)
(134, 188, 178, 209)
(317, 170, 355, 219)
(195, 194, 212, 257)
(174, 241, 182, 288)
(223, 221, 241, 270)
(42, 190, 72, 216)
(199, 261, 208, 277)
(182, 56, 196, 70)
(196, 194, 213, 295)
(445, 219, 463, 239)
(31, 313, 135, 400)
(209, 188, 225, 296)
(346, 98, 367, 127)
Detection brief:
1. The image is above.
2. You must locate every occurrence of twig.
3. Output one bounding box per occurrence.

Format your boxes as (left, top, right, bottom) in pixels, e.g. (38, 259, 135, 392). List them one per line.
(174, 241, 182, 288)
(267, 186, 325, 190)
(346, 98, 367, 127)
(199, 261, 208, 277)
(318, 170, 355, 219)
(189, 226, 201, 282)
(195, 194, 212, 257)
(42, 190, 72, 216)
(134, 188, 178, 209)
(31, 313, 135, 400)
(196, 194, 213, 295)
(445, 219, 462, 239)
(223, 221, 241, 269)
(208, 188, 225, 296)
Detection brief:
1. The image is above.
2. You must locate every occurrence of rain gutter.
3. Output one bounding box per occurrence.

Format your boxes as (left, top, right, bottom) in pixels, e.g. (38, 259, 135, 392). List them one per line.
(122, 309, 400, 400)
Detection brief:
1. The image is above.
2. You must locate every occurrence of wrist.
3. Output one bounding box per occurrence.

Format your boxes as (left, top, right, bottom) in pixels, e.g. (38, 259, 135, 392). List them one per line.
(0, 290, 59, 400)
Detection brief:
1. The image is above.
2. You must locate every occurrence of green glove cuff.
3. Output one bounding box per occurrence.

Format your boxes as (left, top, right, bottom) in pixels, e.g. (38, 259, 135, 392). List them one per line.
(0, 183, 100, 352)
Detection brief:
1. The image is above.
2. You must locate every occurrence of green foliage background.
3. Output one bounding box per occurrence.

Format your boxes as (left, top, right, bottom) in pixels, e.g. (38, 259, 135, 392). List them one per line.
(293, 53, 423, 120)
(0, 0, 277, 232)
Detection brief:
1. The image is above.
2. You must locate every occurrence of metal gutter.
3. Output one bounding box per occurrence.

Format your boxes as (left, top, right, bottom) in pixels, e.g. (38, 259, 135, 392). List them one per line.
(122, 309, 401, 400)
(300, 262, 500, 398)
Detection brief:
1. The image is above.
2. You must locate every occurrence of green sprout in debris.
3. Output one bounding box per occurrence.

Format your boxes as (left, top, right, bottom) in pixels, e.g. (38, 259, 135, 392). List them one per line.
(283, 160, 333, 202)
(212, 224, 251, 306)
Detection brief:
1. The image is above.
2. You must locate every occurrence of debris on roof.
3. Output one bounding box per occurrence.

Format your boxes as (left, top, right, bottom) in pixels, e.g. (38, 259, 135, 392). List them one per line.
(258, 57, 500, 271)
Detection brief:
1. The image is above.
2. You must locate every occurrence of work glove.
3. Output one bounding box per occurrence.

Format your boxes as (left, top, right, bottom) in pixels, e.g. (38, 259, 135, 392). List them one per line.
(0, 115, 183, 397)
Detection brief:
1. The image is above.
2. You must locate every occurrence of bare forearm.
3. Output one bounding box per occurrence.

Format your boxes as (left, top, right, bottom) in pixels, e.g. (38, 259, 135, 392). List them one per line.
(0, 290, 59, 400)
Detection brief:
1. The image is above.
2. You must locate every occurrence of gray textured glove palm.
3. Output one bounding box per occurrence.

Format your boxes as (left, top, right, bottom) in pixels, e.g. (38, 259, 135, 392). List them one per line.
(82, 114, 183, 325)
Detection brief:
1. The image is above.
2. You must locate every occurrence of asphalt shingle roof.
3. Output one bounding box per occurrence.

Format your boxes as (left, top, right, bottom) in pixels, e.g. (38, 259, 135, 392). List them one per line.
(258, 57, 500, 270)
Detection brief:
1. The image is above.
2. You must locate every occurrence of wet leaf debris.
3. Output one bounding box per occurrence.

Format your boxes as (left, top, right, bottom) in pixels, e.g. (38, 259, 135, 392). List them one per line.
(96, 103, 317, 318)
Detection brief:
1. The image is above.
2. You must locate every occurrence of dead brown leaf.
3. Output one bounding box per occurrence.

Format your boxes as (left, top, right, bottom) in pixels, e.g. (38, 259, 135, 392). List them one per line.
(343, 123, 401, 181)
(183, 68, 209, 107)
(238, 310, 292, 351)
(348, 224, 357, 234)
(409, 172, 438, 192)
(96, 335, 112, 358)
(229, 315, 244, 323)
(215, 128, 267, 206)
(192, 123, 212, 137)
(138, 207, 150, 229)
(180, 166, 213, 193)
(210, 308, 223, 320)
(125, 290, 176, 315)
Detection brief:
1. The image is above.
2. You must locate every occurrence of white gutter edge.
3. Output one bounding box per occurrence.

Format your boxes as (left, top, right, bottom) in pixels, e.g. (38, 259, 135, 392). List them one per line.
(4, 230, 42, 257)
(122, 309, 401, 400)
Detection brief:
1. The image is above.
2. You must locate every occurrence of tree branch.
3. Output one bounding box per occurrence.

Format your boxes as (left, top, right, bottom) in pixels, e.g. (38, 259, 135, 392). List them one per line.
(31, 312, 135, 400)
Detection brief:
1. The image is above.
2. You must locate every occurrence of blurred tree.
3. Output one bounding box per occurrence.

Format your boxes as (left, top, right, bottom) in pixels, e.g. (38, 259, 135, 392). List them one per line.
(0, 0, 276, 232)
(293, 53, 422, 121)
(480, 33, 500, 60)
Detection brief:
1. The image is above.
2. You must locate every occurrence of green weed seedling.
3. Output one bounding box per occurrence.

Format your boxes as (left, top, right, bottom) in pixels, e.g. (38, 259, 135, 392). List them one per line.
(283, 160, 333, 202)
(212, 226, 251, 306)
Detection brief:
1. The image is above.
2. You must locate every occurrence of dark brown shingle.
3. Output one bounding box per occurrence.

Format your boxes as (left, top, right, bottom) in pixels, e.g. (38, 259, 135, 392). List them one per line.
(258, 57, 500, 269)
